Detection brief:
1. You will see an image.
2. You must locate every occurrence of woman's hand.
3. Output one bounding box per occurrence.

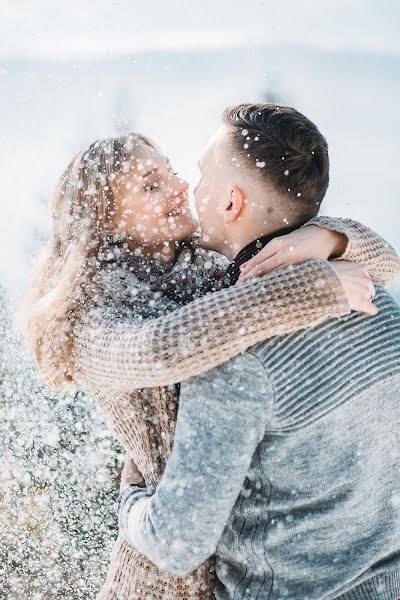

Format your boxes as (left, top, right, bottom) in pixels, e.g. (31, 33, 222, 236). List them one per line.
(238, 225, 347, 283)
(330, 262, 378, 316)
(120, 453, 145, 492)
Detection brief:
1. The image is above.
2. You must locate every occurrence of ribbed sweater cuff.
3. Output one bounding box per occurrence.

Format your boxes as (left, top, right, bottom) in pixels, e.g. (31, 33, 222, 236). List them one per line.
(117, 484, 153, 537)
(333, 568, 400, 599)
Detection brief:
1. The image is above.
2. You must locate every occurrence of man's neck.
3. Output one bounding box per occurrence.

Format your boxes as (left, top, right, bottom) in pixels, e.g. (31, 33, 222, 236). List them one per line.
(222, 224, 290, 261)
(222, 224, 299, 287)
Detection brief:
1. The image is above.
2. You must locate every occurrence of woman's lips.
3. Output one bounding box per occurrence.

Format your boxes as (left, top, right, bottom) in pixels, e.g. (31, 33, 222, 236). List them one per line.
(167, 200, 192, 218)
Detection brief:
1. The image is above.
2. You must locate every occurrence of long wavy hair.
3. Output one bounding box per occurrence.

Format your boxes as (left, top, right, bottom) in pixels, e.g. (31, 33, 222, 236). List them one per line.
(22, 133, 157, 390)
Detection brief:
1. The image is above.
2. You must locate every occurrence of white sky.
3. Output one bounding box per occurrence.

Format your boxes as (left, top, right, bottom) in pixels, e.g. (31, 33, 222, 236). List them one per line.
(1, 0, 399, 59)
(1, 0, 399, 296)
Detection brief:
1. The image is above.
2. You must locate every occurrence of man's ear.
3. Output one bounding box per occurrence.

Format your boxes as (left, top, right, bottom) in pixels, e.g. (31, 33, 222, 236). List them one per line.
(224, 186, 244, 224)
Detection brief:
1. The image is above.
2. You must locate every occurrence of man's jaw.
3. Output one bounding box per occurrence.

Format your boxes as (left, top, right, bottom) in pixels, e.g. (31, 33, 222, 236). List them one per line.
(198, 229, 238, 260)
(197, 227, 223, 254)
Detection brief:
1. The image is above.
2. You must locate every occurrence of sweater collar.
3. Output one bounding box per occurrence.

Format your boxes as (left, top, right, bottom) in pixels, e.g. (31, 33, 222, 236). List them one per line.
(223, 225, 299, 287)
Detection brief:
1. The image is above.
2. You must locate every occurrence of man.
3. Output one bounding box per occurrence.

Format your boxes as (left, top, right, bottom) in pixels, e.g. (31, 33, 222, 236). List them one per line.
(118, 104, 400, 599)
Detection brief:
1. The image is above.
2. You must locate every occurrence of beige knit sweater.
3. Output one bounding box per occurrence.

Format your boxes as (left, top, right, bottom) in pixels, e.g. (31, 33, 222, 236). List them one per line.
(73, 217, 400, 600)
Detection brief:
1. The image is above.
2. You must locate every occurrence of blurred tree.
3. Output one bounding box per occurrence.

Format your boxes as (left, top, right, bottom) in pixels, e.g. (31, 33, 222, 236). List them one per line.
(112, 87, 135, 134)
(261, 73, 290, 105)
(263, 87, 284, 104)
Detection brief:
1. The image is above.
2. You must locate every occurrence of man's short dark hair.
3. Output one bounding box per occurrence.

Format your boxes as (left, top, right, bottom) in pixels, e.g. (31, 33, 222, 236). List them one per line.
(222, 103, 329, 222)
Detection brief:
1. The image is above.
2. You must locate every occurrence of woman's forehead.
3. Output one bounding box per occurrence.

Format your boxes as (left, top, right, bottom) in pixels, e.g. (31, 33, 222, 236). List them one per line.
(130, 143, 167, 171)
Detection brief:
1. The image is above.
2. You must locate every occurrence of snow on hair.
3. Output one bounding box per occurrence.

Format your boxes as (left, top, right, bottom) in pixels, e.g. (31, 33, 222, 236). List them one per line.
(21, 133, 158, 389)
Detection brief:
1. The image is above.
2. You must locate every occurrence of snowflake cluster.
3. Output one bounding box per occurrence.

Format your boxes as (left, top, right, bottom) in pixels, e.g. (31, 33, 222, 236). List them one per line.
(0, 288, 123, 599)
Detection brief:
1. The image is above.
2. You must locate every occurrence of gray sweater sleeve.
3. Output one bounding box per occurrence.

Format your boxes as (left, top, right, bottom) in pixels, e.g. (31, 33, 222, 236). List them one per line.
(118, 351, 272, 576)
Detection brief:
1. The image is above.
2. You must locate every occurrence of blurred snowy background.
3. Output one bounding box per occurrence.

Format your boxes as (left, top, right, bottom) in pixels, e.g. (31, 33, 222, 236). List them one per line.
(0, 0, 399, 597)
(1, 0, 400, 295)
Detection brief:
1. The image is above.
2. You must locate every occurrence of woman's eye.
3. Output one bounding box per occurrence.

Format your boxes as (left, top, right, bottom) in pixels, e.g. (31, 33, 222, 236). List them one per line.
(145, 182, 160, 192)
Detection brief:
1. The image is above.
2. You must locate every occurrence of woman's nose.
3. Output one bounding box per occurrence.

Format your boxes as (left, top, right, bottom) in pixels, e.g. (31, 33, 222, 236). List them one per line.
(177, 174, 189, 188)
(174, 177, 189, 196)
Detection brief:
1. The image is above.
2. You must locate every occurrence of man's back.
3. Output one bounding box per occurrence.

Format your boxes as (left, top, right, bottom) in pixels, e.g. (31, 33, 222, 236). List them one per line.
(216, 285, 400, 600)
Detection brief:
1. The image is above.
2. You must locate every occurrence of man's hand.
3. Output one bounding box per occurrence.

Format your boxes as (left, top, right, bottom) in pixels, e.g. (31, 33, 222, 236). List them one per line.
(120, 453, 145, 492)
(238, 225, 347, 282)
(330, 261, 378, 316)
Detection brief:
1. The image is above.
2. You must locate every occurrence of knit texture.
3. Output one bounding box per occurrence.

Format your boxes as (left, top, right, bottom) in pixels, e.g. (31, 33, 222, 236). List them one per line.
(305, 216, 400, 286)
(72, 218, 399, 600)
(117, 287, 400, 600)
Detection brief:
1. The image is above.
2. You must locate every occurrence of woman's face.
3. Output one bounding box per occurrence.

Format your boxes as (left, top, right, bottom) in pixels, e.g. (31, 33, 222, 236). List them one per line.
(112, 142, 198, 247)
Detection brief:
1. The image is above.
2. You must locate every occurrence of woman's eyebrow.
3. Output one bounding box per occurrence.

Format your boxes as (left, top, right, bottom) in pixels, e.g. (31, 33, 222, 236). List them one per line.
(140, 168, 158, 179)
(140, 159, 170, 179)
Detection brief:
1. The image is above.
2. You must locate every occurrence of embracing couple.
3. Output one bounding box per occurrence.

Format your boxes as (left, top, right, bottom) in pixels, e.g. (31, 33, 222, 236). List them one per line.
(24, 103, 400, 599)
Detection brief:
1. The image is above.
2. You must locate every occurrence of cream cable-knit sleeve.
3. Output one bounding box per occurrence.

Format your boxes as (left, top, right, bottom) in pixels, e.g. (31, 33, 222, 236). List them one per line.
(74, 259, 349, 392)
(304, 216, 400, 286)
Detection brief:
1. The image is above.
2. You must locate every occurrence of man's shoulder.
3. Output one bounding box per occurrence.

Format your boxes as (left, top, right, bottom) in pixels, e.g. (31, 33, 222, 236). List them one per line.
(249, 284, 400, 361)
(373, 284, 400, 312)
(188, 349, 268, 385)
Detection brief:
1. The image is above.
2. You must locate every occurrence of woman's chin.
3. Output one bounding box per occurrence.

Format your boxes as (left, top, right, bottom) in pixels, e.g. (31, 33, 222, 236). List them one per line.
(170, 216, 199, 240)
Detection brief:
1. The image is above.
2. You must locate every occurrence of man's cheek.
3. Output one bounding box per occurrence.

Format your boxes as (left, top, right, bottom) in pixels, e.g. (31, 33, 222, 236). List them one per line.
(196, 194, 211, 215)
(215, 203, 225, 217)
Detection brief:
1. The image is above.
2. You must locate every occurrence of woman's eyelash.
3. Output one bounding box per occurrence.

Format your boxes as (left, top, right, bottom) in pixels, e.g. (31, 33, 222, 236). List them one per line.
(145, 183, 159, 192)
(144, 171, 178, 191)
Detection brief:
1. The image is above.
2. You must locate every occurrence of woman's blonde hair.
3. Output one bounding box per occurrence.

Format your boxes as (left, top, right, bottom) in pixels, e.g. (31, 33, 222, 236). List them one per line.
(22, 133, 157, 390)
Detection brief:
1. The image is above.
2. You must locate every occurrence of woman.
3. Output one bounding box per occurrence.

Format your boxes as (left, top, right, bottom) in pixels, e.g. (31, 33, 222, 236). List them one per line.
(23, 133, 398, 599)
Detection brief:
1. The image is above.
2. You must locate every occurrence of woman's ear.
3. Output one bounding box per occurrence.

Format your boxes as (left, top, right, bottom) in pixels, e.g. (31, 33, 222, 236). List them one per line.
(224, 186, 244, 224)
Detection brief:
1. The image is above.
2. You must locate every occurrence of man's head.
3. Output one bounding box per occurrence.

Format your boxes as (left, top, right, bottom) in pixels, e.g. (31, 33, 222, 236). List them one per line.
(194, 103, 329, 259)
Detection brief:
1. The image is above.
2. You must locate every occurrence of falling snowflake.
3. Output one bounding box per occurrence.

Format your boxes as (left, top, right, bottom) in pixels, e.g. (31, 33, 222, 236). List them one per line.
(0, 288, 123, 599)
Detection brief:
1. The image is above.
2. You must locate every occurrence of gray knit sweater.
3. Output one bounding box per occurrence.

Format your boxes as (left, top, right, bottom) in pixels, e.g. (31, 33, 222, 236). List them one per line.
(119, 278, 400, 597)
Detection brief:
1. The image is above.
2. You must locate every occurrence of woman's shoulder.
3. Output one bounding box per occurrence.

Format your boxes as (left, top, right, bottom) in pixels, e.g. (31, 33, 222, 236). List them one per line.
(179, 236, 228, 270)
(175, 236, 229, 296)
(92, 261, 143, 300)
(80, 260, 178, 325)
